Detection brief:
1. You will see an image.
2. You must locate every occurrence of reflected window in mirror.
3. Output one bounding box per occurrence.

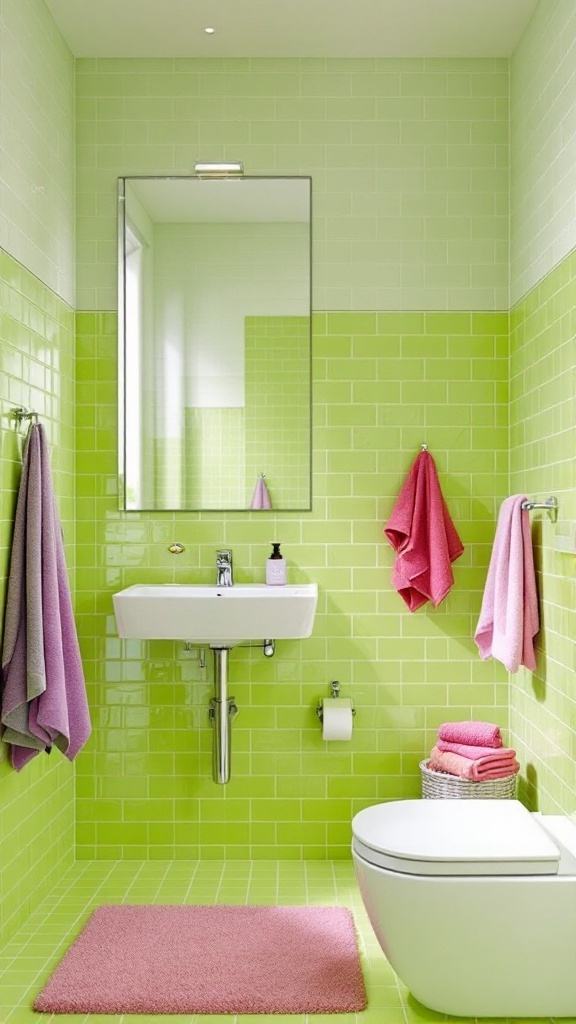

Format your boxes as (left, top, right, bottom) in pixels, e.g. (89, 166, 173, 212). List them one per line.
(118, 175, 312, 512)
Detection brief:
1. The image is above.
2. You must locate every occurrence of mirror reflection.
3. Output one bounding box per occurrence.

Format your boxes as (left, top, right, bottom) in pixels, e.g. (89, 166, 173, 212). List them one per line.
(118, 175, 312, 511)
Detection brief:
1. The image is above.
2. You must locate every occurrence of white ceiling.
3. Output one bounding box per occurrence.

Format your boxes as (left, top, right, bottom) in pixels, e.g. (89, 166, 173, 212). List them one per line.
(44, 0, 539, 59)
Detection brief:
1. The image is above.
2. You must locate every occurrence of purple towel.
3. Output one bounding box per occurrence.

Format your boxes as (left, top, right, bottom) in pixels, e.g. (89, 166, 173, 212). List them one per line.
(1, 424, 91, 770)
(250, 474, 272, 510)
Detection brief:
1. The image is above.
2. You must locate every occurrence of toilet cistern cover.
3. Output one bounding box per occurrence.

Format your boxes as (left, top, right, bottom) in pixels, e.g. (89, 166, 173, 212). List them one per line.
(352, 799, 561, 876)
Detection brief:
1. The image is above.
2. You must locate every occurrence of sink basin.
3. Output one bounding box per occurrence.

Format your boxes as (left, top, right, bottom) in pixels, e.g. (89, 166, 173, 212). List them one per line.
(112, 583, 318, 646)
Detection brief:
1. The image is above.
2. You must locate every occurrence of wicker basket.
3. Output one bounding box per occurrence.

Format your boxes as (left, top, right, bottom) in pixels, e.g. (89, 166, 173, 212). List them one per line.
(420, 759, 517, 800)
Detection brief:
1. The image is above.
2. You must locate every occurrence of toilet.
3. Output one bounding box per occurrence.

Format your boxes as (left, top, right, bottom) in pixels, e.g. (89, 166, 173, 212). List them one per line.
(352, 798, 576, 1017)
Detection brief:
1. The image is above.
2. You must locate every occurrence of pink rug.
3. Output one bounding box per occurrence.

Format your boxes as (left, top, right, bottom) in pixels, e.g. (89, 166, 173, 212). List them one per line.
(34, 904, 367, 1014)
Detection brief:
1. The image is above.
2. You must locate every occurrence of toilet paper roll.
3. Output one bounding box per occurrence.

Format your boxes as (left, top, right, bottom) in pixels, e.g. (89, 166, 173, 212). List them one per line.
(322, 698, 354, 741)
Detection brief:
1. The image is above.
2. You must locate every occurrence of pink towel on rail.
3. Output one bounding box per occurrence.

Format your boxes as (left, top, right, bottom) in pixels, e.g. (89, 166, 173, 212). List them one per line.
(384, 451, 464, 612)
(250, 474, 272, 510)
(438, 720, 502, 748)
(429, 745, 519, 781)
(1, 424, 91, 770)
(436, 739, 516, 761)
(474, 495, 539, 673)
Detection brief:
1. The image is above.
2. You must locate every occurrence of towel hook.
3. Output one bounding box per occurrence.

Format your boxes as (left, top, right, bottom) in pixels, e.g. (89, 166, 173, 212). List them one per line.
(421, 443, 428, 452)
(12, 406, 39, 427)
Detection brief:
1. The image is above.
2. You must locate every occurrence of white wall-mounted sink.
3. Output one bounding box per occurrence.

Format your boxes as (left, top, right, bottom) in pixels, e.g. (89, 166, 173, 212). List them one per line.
(112, 582, 318, 647)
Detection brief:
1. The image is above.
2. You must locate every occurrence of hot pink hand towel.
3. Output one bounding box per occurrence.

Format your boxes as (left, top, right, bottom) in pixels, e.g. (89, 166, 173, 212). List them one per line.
(436, 739, 516, 761)
(474, 495, 539, 673)
(384, 451, 464, 612)
(438, 720, 502, 747)
(250, 474, 272, 510)
(429, 745, 519, 781)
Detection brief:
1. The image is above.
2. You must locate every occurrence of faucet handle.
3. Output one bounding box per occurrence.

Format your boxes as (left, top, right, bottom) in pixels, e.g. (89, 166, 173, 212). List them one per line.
(216, 548, 232, 563)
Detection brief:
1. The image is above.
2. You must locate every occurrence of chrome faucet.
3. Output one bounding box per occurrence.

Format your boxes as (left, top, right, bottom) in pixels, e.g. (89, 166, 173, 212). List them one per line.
(216, 549, 234, 587)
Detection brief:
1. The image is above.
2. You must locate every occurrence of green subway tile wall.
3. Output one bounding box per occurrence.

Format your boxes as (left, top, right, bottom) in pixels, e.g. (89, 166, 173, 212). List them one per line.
(509, 250, 576, 814)
(75, 308, 509, 859)
(0, 250, 76, 943)
(244, 316, 311, 509)
(73, 55, 513, 858)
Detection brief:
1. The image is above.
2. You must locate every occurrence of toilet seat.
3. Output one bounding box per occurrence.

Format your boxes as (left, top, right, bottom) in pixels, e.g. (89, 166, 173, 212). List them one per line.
(352, 798, 561, 876)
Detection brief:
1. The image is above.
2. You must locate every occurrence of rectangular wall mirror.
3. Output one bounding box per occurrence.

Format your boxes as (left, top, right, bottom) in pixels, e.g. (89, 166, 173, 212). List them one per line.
(118, 175, 312, 511)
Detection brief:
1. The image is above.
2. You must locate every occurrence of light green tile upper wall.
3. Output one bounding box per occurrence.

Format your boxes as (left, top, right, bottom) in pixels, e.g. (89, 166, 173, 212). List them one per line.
(0, 0, 75, 304)
(76, 57, 509, 311)
(510, 0, 576, 303)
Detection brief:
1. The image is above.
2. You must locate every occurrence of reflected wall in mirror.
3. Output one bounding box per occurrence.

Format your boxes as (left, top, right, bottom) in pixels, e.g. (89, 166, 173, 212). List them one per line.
(118, 175, 312, 511)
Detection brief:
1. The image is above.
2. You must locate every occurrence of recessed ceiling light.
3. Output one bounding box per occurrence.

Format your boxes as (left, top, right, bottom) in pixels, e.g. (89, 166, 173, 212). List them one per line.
(204, 27, 215, 35)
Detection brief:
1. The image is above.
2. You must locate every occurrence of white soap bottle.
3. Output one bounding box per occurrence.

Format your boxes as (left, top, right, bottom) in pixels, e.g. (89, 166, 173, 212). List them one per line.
(266, 542, 286, 586)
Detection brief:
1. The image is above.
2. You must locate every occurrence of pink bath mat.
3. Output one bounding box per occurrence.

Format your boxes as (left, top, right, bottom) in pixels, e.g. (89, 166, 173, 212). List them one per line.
(34, 904, 367, 1015)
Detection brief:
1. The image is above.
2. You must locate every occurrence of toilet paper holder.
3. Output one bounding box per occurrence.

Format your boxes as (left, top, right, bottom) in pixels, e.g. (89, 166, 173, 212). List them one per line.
(315, 680, 356, 722)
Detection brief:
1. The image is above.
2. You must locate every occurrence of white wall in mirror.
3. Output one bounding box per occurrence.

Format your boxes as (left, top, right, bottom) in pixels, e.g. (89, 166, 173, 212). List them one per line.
(118, 176, 312, 512)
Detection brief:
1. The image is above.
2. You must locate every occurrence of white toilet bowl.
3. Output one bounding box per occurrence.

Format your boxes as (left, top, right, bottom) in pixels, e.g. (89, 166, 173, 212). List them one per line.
(352, 798, 576, 1017)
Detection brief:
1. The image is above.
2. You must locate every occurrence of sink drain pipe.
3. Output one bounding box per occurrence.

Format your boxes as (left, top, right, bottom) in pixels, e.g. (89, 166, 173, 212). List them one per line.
(208, 648, 238, 784)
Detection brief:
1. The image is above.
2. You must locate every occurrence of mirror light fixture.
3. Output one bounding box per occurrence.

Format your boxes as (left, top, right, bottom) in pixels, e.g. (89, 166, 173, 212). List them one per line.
(194, 161, 244, 178)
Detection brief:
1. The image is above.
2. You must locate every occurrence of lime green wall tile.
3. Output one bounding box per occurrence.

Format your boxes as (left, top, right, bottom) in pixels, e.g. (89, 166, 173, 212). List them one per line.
(75, 303, 509, 856)
(0, 252, 76, 943)
(509, 247, 576, 816)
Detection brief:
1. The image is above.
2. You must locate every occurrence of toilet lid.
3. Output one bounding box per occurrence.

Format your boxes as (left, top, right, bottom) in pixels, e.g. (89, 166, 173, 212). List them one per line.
(352, 799, 561, 876)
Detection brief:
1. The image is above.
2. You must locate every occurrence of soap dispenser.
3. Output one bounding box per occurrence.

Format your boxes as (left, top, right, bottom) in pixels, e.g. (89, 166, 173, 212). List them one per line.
(266, 542, 286, 586)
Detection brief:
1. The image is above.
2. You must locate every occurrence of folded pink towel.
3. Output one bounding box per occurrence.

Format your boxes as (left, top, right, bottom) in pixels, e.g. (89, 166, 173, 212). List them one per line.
(438, 720, 502, 748)
(384, 450, 464, 612)
(436, 739, 516, 761)
(429, 745, 519, 781)
(474, 495, 539, 673)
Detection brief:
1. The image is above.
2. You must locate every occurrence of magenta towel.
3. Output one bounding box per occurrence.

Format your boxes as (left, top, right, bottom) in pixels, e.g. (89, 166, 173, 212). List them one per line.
(436, 739, 516, 761)
(438, 720, 502, 747)
(474, 495, 539, 673)
(250, 474, 272, 510)
(429, 745, 519, 781)
(384, 451, 464, 612)
(1, 424, 91, 770)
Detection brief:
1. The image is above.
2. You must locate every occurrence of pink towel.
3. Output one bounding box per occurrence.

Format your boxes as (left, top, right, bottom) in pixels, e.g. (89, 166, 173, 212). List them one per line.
(474, 495, 539, 673)
(1, 424, 91, 770)
(384, 451, 463, 612)
(438, 720, 502, 748)
(436, 739, 516, 761)
(250, 474, 272, 510)
(429, 745, 519, 781)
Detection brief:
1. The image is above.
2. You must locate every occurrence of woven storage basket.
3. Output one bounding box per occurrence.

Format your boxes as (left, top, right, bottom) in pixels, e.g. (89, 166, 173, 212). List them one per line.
(420, 759, 517, 799)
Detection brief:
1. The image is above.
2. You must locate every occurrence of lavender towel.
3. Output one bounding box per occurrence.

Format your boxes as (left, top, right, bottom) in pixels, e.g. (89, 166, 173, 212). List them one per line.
(250, 474, 272, 510)
(1, 424, 91, 770)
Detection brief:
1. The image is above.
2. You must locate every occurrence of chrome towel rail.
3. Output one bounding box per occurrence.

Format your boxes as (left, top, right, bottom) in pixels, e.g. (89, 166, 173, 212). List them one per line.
(521, 496, 558, 523)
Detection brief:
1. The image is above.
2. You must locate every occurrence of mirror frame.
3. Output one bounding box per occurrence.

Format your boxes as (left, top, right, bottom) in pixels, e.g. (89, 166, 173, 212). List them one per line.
(117, 175, 313, 512)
